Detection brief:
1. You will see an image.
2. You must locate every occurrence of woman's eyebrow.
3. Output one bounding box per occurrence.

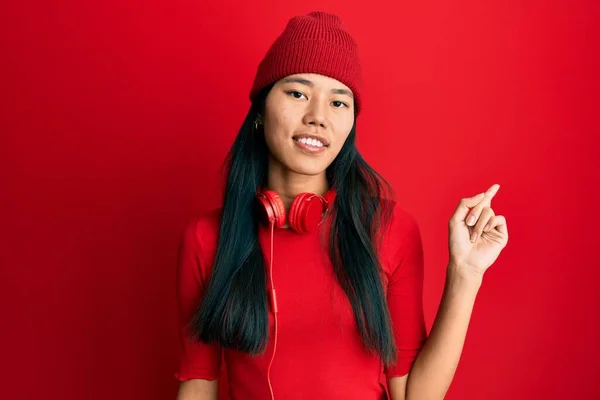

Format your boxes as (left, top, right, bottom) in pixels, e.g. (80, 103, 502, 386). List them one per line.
(282, 77, 354, 99)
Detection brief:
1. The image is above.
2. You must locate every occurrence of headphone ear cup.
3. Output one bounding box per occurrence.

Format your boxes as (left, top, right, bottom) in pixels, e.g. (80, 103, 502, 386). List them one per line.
(289, 193, 326, 233)
(258, 190, 286, 229)
(288, 192, 307, 233)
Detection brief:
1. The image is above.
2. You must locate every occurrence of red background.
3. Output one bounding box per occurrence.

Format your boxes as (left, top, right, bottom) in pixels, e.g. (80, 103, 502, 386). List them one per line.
(2, 1, 599, 399)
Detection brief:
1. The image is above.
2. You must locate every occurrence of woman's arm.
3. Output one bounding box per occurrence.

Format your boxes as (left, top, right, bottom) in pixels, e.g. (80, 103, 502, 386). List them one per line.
(389, 263, 481, 400)
(175, 218, 223, 397)
(176, 379, 218, 400)
(389, 185, 507, 399)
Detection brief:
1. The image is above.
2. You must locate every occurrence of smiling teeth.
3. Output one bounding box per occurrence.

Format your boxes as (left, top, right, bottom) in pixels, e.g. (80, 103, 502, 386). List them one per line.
(298, 138, 324, 147)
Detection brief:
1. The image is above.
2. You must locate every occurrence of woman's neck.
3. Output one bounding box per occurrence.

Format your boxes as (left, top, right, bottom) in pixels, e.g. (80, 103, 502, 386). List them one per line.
(265, 170, 329, 212)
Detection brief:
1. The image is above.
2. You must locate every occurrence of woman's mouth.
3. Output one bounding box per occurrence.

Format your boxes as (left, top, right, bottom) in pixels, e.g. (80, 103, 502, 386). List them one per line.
(293, 137, 328, 154)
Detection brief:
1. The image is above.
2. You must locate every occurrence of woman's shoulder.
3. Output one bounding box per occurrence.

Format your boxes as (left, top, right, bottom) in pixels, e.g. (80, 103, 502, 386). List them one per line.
(379, 199, 423, 275)
(381, 198, 420, 239)
(183, 207, 224, 258)
(193, 207, 223, 233)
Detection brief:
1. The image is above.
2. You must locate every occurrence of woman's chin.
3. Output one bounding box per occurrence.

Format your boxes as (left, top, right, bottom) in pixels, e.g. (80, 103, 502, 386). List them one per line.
(285, 162, 328, 177)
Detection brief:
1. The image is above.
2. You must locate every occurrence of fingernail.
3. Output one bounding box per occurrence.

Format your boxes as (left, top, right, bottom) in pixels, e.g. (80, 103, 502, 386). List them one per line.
(471, 232, 478, 242)
(467, 215, 476, 226)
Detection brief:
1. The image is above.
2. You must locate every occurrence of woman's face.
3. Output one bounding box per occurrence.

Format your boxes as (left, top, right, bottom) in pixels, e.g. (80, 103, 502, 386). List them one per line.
(262, 73, 355, 176)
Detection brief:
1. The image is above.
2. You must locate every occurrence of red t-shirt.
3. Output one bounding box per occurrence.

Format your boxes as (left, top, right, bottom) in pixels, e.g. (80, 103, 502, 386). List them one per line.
(174, 201, 427, 399)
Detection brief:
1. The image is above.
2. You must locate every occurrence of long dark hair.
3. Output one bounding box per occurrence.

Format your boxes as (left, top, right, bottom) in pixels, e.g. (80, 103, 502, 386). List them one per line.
(189, 84, 399, 366)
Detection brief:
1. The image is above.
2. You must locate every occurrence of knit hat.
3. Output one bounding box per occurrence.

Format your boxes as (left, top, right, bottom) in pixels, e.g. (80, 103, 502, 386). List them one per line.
(249, 11, 363, 115)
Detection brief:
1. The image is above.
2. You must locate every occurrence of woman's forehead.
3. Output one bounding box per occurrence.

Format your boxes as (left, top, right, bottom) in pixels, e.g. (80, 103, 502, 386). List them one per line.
(277, 73, 352, 92)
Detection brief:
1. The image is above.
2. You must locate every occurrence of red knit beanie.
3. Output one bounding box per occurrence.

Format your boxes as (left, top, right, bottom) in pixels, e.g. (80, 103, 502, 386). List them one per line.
(249, 11, 363, 115)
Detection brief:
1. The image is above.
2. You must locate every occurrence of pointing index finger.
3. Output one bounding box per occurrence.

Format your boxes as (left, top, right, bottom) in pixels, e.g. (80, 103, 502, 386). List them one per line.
(485, 184, 500, 199)
(479, 184, 500, 209)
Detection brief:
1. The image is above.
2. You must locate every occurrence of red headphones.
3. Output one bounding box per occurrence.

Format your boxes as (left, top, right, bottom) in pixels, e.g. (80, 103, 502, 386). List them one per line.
(256, 186, 336, 400)
(256, 187, 336, 233)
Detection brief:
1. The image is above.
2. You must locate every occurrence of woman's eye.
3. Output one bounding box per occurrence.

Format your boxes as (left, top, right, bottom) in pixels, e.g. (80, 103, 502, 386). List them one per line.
(287, 90, 306, 99)
(332, 101, 348, 108)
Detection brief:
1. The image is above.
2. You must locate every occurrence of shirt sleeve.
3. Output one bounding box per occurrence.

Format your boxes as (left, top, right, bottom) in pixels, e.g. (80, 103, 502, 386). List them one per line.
(383, 210, 428, 378)
(174, 217, 222, 381)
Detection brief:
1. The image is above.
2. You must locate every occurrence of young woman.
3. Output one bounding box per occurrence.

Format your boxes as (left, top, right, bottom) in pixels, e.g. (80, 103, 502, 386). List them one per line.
(175, 11, 509, 400)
